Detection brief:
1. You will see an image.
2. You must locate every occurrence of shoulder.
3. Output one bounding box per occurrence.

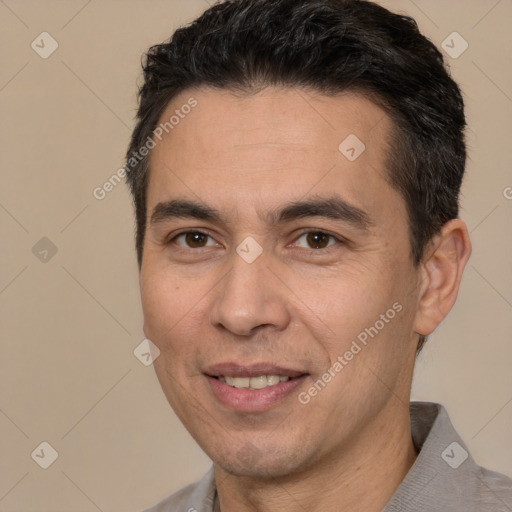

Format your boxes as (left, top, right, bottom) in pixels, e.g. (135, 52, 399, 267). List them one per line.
(475, 465, 512, 511)
(384, 402, 512, 511)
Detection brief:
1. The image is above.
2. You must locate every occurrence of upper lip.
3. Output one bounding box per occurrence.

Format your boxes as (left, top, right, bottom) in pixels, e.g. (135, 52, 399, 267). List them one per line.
(204, 362, 306, 378)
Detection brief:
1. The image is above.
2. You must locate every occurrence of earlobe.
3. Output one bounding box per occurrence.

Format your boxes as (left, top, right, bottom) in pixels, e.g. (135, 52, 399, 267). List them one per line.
(413, 219, 472, 336)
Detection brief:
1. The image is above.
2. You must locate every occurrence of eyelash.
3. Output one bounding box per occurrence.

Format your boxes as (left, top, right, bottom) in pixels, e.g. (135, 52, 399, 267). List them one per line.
(167, 230, 346, 252)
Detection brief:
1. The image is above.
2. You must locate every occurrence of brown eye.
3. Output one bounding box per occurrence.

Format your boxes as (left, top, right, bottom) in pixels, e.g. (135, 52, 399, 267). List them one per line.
(307, 232, 330, 249)
(174, 232, 215, 248)
(295, 231, 336, 250)
(185, 232, 208, 248)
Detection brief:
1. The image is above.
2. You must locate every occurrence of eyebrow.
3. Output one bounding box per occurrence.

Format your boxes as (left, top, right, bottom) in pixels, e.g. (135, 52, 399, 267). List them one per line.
(150, 199, 222, 225)
(150, 197, 372, 231)
(269, 197, 373, 231)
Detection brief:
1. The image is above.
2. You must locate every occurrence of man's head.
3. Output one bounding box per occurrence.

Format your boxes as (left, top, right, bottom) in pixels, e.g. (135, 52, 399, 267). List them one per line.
(126, 0, 470, 482)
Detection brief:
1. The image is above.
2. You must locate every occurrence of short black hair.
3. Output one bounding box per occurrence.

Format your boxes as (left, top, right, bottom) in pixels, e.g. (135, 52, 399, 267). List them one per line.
(126, 0, 467, 351)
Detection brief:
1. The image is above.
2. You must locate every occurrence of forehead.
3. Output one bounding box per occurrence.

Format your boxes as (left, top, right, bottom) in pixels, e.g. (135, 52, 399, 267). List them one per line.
(146, 86, 403, 226)
(153, 86, 391, 159)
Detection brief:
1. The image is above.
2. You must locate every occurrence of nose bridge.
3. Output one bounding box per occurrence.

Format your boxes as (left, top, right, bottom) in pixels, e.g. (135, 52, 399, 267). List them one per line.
(210, 249, 290, 336)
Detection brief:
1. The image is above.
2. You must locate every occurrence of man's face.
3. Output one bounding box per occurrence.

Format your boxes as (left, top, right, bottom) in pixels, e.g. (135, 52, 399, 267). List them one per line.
(140, 87, 422, 477)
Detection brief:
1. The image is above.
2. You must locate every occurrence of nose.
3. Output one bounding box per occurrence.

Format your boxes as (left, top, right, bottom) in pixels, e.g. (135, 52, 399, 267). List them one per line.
(209, 250, 291, 337)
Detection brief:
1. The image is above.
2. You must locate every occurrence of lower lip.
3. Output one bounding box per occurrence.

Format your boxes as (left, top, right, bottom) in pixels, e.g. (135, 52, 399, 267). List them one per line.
(206, 375, 308, 412)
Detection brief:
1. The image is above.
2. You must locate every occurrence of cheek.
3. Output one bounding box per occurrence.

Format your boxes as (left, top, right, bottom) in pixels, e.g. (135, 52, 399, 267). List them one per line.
(301, 265, 411, 361)
(140, 266, 194, 342)
(297, 264, 393, 327)
(141, 270, 209, 402)
(140, 263, 219, 365)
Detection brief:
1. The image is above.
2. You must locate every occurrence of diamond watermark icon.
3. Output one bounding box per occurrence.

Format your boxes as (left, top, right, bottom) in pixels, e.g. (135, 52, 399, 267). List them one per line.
(236, 442, 263, 466)
(441, 32, 468, 59)
(31, 32, 59, 59)
(134, 338, 161, 366)
(338, 134, 366, 161)
(31, 441, 58, 469)
(441, 441, 468, 469)
(236, 236, 263, 264)
(32, 237, 58, 263)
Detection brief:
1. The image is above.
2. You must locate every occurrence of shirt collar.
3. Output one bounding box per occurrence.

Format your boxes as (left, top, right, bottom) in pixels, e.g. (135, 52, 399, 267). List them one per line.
(383, 401, 488, 511)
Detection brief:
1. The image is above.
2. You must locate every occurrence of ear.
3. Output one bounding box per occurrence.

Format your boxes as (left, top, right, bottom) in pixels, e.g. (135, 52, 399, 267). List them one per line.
(413, 219, 472, 336)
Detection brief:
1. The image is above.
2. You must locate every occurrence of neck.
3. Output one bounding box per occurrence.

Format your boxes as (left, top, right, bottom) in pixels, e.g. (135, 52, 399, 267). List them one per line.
(214, 402, 417, 512)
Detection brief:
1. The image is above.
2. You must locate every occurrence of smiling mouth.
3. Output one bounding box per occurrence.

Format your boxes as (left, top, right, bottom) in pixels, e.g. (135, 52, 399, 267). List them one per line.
(216, 374, 293, 390)
(206, 366, 309, 411)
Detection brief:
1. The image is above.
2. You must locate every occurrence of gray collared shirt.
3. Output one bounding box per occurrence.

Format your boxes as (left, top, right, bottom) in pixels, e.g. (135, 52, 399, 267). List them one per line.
(142, 402, 512, 511)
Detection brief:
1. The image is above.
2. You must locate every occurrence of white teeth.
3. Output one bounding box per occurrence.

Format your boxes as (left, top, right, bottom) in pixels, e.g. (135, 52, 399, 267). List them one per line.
(249, 376, 267, 389)
(266, 375, 280, 386)
(219, 374, 290, 389)
(232, 377, 250, 388)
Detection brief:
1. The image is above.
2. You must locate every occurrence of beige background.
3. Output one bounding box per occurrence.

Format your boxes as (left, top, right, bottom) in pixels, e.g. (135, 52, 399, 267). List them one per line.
(0, 0, 511, 510)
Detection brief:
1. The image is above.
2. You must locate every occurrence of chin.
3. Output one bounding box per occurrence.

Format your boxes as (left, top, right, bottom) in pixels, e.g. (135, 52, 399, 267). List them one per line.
(217, 458, 296, 479)
(210, 441, 310, 480)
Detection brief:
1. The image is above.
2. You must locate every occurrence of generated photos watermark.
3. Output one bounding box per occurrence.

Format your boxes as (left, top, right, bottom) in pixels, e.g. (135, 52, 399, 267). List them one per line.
(93, 97, 198, 200)
(298, 301, 403, 405)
